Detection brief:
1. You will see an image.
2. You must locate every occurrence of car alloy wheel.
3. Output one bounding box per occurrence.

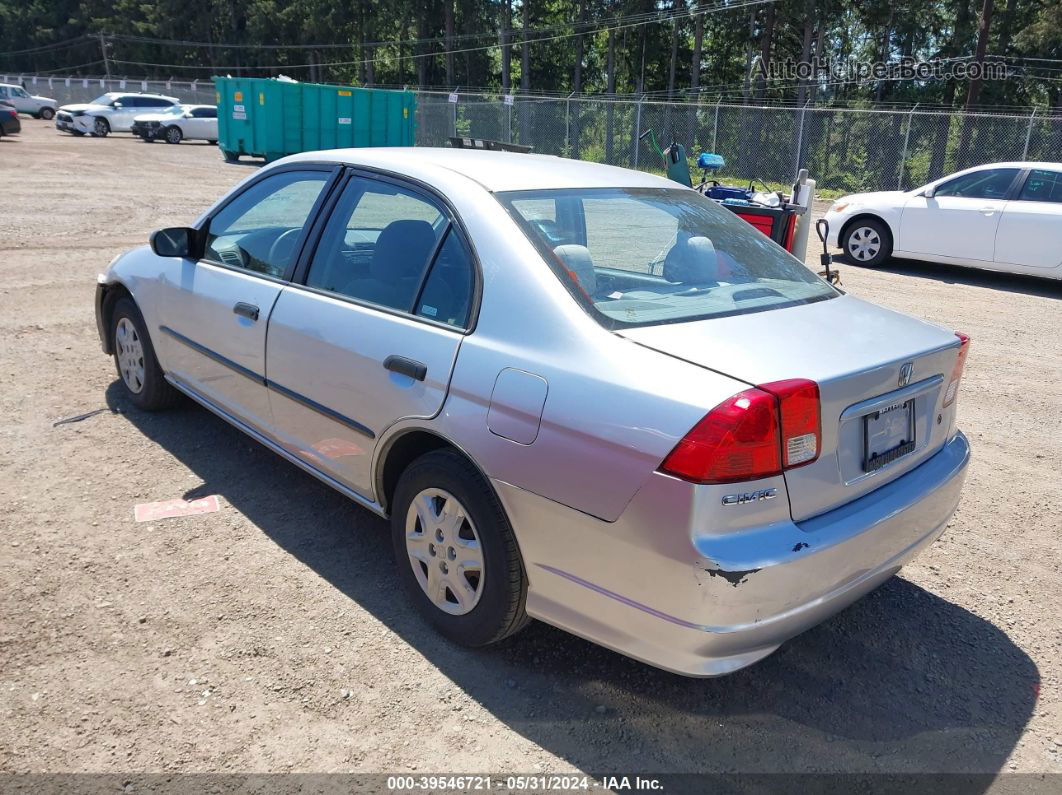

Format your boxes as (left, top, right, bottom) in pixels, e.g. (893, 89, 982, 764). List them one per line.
(404, 488, 485, 616)
(114, 317, 145, 394)
(93, 117, 108, 137)
(846, 225, 883, 262)
(40, 107, 54, 120)
(166, 126, 182, 144)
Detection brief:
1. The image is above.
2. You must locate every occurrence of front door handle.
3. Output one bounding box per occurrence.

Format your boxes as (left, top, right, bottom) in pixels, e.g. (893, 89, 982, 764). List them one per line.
(384, 355, 427, 381)
(979, 206, 997, 216)
(233, 302, 260, 321)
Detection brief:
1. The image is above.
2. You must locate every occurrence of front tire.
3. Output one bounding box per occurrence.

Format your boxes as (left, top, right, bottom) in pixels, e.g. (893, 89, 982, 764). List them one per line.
(92, 117, 109, 137)
(40, 107, 55, 120)
(164, 126, 183, 144)
(841, 218, 892, 267)
(110, 297, 180, 411)
(391, 449, 529, 647)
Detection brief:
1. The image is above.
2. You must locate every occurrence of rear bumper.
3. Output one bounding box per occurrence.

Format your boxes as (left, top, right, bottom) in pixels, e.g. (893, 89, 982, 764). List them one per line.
(495, 430, 970, 677)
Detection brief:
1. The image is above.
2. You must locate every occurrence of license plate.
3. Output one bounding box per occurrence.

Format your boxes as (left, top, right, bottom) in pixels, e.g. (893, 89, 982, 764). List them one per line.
(863, 400, 915, 472)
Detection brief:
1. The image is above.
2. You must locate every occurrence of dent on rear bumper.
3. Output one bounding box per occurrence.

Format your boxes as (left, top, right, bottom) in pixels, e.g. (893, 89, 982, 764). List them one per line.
(495, 430, 970, 677)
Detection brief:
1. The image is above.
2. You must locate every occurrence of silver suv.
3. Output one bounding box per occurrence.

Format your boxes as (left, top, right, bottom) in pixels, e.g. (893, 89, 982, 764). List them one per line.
(55, 92, 179, 137)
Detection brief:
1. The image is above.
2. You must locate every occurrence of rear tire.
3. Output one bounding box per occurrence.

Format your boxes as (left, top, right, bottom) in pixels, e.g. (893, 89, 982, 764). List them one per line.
(841, 218, 892, 267)
(391, 449, 530, 648)
(40, 107, 55, 120)
(110, 297, 180, 411)
(92, 117, 109, 137)
(164, 125, 183, 144)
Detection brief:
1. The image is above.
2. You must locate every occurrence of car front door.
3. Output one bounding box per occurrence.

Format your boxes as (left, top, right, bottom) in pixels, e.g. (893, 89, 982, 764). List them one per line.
(993, 168, 1062, 274)
(108, 96, 141, 129)
(898, 167, 1020, 261)
(264, 171, 476, 499)
(155, 166, 338, 433)
(9, 86, 32, 113)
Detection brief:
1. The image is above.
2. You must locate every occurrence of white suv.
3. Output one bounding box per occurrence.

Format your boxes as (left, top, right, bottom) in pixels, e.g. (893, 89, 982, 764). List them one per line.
(55, 92, 179, 137)
(0, 83, 57, 119)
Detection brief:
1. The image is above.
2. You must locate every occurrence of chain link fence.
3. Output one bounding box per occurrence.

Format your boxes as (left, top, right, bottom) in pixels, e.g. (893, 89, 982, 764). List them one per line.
(8, 72, 1060, 193)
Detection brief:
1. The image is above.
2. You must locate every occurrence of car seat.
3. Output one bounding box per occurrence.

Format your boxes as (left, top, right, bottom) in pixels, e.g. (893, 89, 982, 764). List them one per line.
(552, 244, 597, 297)
(344, 219, 438, 310)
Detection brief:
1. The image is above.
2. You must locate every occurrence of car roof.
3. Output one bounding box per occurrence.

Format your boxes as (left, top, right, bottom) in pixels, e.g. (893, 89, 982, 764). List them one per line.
(961, 161, 1062, 170)
(281, 147, 678, 192)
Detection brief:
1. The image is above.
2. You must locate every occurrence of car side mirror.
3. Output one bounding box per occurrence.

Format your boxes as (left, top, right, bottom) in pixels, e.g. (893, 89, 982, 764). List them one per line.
(112, 102, 122, 108)
(150, 227, 198, 258)
(923, 186, 936, 199)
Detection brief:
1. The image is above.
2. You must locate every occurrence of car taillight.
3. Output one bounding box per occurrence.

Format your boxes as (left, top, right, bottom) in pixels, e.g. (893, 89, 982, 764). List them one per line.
(659, 378, 821, 484)
(942, 332, 970, 407)
(760, 378, 821, 468)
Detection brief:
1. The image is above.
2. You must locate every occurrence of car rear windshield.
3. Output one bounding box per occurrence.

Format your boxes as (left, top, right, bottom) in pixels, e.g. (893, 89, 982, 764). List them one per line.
(499, 187, 836, 329)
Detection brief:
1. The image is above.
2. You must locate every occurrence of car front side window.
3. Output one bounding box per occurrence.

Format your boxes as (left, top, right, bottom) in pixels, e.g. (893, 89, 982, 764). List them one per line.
(204, 171, 332, 279)
(933, 168, 1019, 199)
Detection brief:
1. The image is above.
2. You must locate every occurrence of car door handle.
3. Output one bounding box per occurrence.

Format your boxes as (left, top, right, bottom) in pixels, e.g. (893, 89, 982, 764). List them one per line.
(980, 206, 997, 215)
(233, 302, 260, 321)
(384, 355, 427, 381)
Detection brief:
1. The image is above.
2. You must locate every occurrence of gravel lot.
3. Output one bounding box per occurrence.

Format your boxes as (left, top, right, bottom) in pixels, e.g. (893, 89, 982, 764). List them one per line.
(1, 119, 1060, 781)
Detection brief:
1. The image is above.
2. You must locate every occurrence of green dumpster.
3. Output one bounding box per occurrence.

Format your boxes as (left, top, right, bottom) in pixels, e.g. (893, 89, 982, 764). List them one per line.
(214, 76, 417, 162)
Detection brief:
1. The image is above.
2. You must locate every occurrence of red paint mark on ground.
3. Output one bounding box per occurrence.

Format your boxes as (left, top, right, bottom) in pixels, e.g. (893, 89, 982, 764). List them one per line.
(134, 495, 221, 523)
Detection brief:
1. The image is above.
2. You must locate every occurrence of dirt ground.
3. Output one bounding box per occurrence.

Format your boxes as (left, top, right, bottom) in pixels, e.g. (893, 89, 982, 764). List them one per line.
(1, 118, 1061, 781)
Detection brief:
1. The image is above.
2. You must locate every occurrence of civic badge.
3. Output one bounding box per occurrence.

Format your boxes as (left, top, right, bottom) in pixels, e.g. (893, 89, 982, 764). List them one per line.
(898, 362, 914, 387)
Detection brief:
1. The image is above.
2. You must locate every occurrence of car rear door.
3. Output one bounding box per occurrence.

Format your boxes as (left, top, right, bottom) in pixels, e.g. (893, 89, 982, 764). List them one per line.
(154, 165, 339, 434)
(264, 170, 476, 500)
(898, 167, 1021, 261)
(993, 168, 1062, 274)
(188, 107, 217, 140)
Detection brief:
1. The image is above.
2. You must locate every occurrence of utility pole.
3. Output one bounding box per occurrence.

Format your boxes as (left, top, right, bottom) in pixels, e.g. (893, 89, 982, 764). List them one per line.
(98, 33, 112, 79)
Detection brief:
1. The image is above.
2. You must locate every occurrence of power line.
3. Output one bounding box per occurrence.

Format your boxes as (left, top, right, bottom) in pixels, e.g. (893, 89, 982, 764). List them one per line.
(98, 3, 748, 52)
(0, 35, 93, 57)
(105, 0, 778, 72)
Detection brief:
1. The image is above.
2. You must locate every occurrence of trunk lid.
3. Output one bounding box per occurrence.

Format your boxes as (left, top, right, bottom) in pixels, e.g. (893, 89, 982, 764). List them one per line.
(619, 294, 963, 521)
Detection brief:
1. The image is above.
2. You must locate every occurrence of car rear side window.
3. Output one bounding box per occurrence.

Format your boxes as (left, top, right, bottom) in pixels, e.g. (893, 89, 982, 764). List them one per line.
(305, 177, 460, 317)
(933, 168, 1020, 199)
(1018, 169, 1062, 203)
(204, 170, 331, 278)
(192, 107, 217, 118)
(502, 187, 835, 329)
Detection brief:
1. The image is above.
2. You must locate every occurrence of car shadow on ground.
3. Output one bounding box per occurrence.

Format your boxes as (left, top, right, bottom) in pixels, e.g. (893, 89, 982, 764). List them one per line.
(106, 382, 1038, 782)
(840, 254, 1062, 299)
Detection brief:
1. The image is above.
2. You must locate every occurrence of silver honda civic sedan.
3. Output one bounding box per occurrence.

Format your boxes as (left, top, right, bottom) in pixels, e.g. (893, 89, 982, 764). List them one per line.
(94, 148, 971, 676)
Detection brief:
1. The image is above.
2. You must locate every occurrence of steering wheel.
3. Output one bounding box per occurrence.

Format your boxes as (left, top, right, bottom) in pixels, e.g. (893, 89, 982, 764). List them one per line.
(266, 228, 303, 274)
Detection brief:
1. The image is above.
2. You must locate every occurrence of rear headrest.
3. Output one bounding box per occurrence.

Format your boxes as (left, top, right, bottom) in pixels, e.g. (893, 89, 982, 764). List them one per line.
(663, 236, 718, 284)
(372, 220, 437, 282)
(553, 244, 597, 295)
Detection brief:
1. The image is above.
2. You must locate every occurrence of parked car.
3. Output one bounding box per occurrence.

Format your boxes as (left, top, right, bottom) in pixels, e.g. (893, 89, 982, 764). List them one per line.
(132, 104, 218, 144)
(56, 92, 179, 137)
(94, 149, 971, 677)
(0, 83, 57, 118)
(0, 101, 20, 136)
(825, 161, 1062, 279)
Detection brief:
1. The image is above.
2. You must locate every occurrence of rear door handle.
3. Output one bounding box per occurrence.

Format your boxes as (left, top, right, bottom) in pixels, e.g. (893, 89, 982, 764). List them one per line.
(979, 206, 997, 216)
(233, 302, 260, 321)
(384, 355, 427, 381)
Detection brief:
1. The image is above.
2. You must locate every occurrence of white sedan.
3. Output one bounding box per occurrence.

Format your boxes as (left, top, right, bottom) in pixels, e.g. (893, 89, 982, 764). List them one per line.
(824, 162, 1062, 279)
